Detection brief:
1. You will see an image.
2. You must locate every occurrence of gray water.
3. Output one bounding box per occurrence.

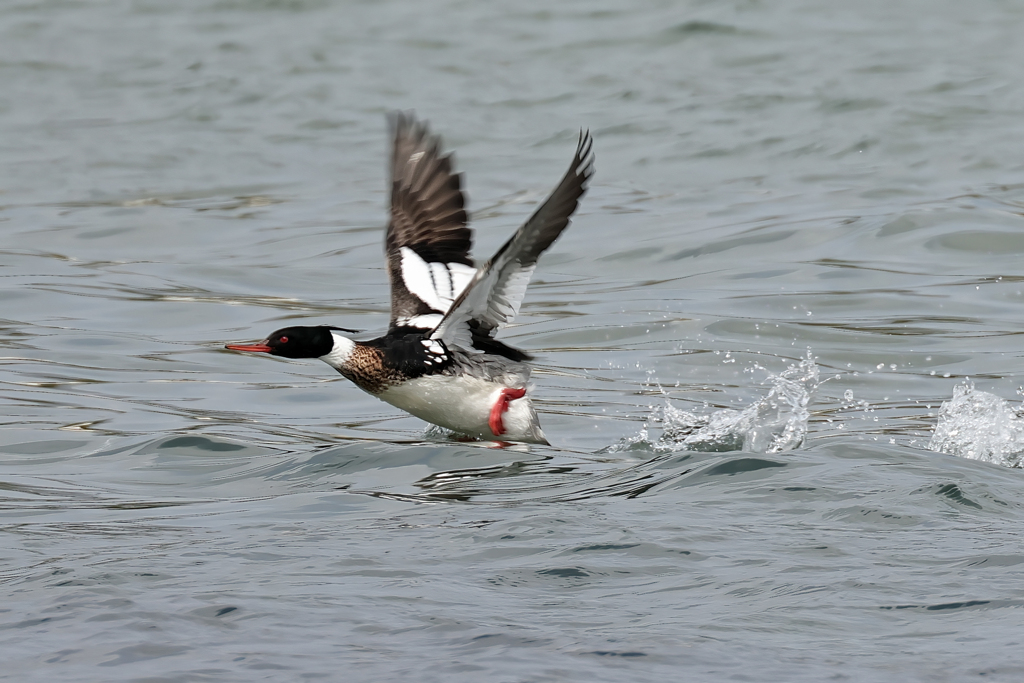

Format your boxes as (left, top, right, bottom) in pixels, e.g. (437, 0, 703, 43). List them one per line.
(5, 1, 1024, 680)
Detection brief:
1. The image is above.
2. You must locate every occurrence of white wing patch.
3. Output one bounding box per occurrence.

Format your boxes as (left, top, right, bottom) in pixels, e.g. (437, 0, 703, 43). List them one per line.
(429, 261, 455, 301)
(400, 313, 443, 330)
(448, 261, 475, 299)
(398, 246, 476, 327)
(399, 246, 439, 309)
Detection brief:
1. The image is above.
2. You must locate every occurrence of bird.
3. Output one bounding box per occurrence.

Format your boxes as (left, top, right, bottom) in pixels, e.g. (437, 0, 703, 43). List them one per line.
(225, 112, 594, 444)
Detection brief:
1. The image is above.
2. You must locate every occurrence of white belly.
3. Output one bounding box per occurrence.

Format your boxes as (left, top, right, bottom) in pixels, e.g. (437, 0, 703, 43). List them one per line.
(377, 374, 548, 444)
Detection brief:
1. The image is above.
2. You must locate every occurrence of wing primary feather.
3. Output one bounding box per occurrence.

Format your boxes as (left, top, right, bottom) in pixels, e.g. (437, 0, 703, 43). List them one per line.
(431, 129, 595, 350)
(385, 113, 475, 330)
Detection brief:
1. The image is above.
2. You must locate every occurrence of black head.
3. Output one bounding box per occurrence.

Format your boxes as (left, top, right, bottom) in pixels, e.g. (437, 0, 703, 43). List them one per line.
(225, 325, 355, 359)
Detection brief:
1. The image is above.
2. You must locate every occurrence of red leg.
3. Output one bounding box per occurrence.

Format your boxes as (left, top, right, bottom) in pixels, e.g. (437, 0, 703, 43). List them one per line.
(488, 387, 527, 436)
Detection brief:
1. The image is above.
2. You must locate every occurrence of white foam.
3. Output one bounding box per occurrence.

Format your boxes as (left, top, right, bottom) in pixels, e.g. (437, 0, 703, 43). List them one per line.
(607, 355, 819, 455)
(928, 382, 1024, 467)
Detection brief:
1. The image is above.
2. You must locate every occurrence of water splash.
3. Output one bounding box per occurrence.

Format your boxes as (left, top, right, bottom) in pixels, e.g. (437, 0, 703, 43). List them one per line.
(608, 354, 820, 454)
(928, 382, 1024, 467)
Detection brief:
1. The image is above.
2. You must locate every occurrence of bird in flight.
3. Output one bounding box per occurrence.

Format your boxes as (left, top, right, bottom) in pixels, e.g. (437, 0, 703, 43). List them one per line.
(226, 113, 594, 444)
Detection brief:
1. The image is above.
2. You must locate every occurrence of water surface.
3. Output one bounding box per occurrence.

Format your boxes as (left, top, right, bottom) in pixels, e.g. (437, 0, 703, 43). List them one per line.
(4, 1, 1024, 680)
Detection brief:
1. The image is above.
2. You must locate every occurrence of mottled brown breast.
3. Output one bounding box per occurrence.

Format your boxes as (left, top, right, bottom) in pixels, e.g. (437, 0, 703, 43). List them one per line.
(335, 344, 404, 394)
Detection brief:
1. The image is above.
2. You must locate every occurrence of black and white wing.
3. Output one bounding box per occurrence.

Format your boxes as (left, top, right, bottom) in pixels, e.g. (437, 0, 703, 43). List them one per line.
(386, 112, 477, 332)
(430, 130, 594, 352)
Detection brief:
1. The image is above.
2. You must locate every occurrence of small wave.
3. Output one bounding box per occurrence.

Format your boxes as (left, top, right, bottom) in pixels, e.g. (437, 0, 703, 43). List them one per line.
(928, 382, 1024, 467)
(607, 354, 819, 455)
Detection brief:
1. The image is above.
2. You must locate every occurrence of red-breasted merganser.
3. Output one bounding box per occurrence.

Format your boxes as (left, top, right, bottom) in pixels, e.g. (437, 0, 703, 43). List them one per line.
(225, 113, 594, 444)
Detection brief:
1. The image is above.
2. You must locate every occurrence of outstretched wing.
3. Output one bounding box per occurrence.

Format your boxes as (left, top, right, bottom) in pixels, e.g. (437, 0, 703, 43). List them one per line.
(430, 130, 594, 351)
(386, 112, 477, 332)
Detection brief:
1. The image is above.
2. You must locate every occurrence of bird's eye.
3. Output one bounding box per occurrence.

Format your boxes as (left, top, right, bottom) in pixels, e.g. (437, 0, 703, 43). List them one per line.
(279, 336, 289, 344)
